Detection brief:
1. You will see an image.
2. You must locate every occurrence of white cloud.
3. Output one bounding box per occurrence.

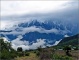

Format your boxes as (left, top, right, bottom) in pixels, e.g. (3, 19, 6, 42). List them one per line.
(18, 45, 30, 51)
(1, 35, 62, 51)
(2, 37, 10, 42)
(53, 39, 62, 46)
(11, 35, 26, 46)
(11, 35, 46, 51)
(1, 1, 69, 16)
(64, 34, 69, 37)
(1, 26, 59, 35)
(1, 1, 78, 30)
(23, 26, 59, 34)
(30, 39, 46, 49)
(0, 20, 18, 30)
(11, 35, 29, 50)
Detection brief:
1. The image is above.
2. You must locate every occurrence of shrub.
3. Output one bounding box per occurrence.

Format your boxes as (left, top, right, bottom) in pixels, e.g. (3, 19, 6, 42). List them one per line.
(25, 53, 30, 56)
(63, 46, 71, 56)
(17, 47, 23, 52)
(34, 51, 36, 53)
(36, 51, 40, 56)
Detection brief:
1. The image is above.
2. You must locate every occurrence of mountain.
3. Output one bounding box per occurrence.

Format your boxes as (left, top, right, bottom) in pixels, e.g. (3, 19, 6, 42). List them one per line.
(58, 34, 79, 46)
(0, 20, 78, 40)
(0, 19, 79, 49)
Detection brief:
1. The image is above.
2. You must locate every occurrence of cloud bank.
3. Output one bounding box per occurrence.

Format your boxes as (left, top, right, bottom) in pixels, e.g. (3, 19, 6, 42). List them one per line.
(1, 1, 78, 30)
(3, 35, 59, 51)
(1, 26, 69, 35)
(1, 1, 69, 16)
(11, 35, 46, 51)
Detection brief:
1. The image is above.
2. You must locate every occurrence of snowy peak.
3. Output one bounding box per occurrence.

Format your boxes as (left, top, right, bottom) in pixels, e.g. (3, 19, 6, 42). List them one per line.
(0, 19, 78, 35)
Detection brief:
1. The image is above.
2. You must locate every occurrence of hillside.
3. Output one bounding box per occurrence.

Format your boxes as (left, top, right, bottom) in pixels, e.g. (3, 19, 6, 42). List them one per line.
(58, 34, 79, 46)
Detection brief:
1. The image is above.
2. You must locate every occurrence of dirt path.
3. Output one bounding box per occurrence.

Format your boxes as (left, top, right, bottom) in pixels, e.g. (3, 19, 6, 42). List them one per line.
(39, 49, 52, 60)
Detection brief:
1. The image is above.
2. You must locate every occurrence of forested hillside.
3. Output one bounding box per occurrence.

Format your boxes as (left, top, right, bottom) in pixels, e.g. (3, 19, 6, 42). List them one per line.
(58, 34, 79, 47)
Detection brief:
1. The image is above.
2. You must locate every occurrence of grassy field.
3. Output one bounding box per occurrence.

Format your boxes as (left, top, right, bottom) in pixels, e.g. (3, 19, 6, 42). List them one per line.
(15, 52, 40, 60)
(14, 50, 79, 60)
(54, 50, 79, 60)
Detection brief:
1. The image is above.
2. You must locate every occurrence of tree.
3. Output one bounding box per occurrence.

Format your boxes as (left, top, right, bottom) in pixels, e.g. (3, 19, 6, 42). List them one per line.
(37, 46, 42, 52)
(63, 46, 71, 56)
(0, 38, 17, 59)
(17, 47, 23, 52)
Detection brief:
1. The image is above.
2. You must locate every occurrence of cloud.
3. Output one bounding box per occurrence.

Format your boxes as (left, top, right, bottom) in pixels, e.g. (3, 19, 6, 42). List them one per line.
(17, 45, 30, 51)
(23, 26, 59, 34)
(11, 35, 46, 51)
(12, 44, 30, 51)
(2, 35, 62, 51)
(1, 1, 69, 16)
(1, 26, 60, 35)
(30, 39, 46, 49)
(2, 37, 10, 42)
(1, 21, 13, 30)
(11, 35, 29, 50)
(64, 34, 69, 37)
(11, 35, 29, 46)
(53, 39, 62, 46)
(1, 1, 78, 30)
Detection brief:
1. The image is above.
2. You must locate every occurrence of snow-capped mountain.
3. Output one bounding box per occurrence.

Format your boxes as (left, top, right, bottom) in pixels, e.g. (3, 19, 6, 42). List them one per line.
(0, 19, 78, 45)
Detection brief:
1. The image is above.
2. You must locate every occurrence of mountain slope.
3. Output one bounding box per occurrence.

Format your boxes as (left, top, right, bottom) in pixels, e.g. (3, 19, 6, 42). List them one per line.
(58, 34, 79, 46)
(0, 20, 78, 47)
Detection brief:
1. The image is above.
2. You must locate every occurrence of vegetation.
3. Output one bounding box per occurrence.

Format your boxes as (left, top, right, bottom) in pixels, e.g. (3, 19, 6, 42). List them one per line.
(25, 52, 30, 56)
(63, 46, 71, 56)
(51, 54, 73, 60)
(0, 38, 17, 60)
(0, 34, 79, 60)
(58, 34, 79, 47)
(17, 47, 23, 52)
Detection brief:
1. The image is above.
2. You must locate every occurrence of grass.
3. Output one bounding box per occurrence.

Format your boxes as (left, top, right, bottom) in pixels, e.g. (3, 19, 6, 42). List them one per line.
(15, 50, 79, 60)
(53, 50, 79, 60)
(15, 52, 40, 60)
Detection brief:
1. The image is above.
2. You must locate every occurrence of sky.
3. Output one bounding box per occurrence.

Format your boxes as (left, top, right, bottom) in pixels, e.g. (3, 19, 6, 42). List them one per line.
(1, 0, 78, 30)
(1, 1, 71, 16)
(1, 0, 79, 30)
